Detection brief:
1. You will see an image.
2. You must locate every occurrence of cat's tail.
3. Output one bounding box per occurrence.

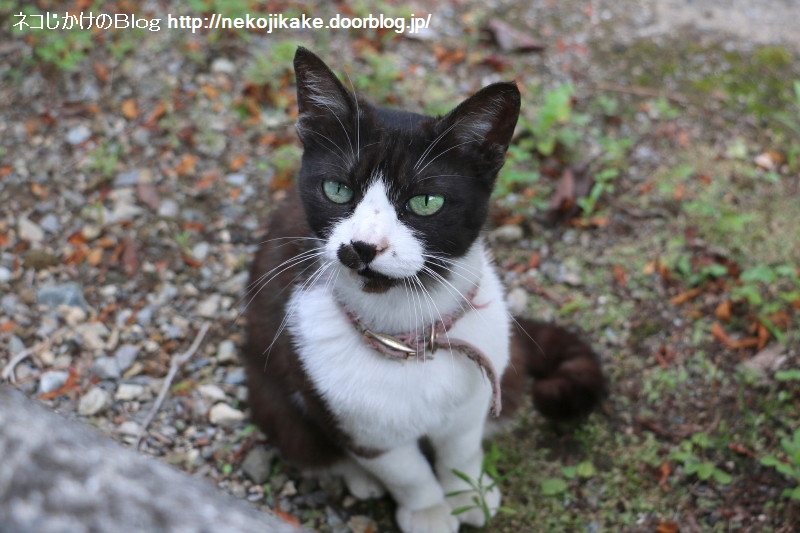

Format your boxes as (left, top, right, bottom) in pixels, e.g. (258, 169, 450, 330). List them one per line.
(501, 317, 607, 421)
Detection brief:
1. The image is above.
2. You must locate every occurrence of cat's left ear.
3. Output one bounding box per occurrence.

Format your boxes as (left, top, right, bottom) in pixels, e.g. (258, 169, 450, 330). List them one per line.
(437, 82, 521, 172)
(293, 47, 355, 124)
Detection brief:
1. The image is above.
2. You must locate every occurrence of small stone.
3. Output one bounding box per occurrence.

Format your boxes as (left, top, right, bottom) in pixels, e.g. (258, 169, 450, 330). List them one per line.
(38, 370, 70, 394)
(115, 383, 147, 401)
(197, 383, 227, 401)
(117, 421, 141, 436)
(0, 266, 11, 283)
(348, 516, 378, 533)
(90, 357, 121, 380)
(211, 57, 236, 74)
(23, 249, 60, 270)
(76, 322, 110, 350)
(18, 217, 45, 242)
(225, 172, 247, 186)
(37, 283, 88, 309)
(224, 367, 246, 385)
(208, 402, 245, 426)
(39, 213, 61, 234)
(136, 306, 153, 326)
(157, 199, 179, 218)
(192, 242, 210, 261)
(66, 124, 91, 145)
(506, 287, 529, 315)
(114, 168, 152, 188)
(242, 446, 276, 485)
(490, 224, 524, 243)
(196, 294, 221, 318)
(78, 387, 111, 416)
(114, 344, 140, 373)
(61, 305, 87, 326)
(216, 339, 237, 363)
(9, 335, 25, 356)
(279, 480, 297, 497)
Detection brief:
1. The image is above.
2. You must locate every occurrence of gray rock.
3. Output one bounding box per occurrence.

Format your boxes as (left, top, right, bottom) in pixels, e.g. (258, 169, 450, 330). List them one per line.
(113, 344, 140, 373)
(216, 339, 237, 363)
(225, 173, 247, 186)
(78, 387, 111, 416)
(196, 294, 220, 318)
(18, 217, 44, 242)
(224, 367, 246, 385)
(241, 447, 276, 485)
(490, 224, 524, 243)
(38, 370, 70, 395)
(157, 199, 179, 218)
(115, 383, 147, 401)
(37, 283, 88, 310)
(208, 403, 245, 426)
(0, 266, 11, 283)
(90, 357, 121, 380)
(506, 287, 529, 316)
(211, 57, 236, 74)
(66, 124, 91, 145)
(39, 213, 61, 234)
(114, 168, 151, 188)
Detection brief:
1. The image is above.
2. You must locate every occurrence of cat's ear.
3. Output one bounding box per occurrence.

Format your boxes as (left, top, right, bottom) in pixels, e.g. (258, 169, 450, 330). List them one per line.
(293, 47, 355, 122)
(437, 82, 521, 171)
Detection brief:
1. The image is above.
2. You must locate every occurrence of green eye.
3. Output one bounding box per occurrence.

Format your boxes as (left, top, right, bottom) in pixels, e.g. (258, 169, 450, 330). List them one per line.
(406, 194, 445, 216)
(322, 180, 354, 204)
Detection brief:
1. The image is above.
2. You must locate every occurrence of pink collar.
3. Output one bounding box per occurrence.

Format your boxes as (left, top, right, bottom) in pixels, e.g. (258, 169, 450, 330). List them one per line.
(339, 287, 503, 417)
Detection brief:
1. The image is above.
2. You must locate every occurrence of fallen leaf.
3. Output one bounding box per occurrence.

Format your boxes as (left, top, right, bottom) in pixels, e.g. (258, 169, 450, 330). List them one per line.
(612, 265, 628, 287)
(182, 255, 203, 268)
(656, 522, 680, 533)
(711, 321, 759, 349)
(728, 442, 756, 458)
(193, 172, 217, 191)
(273, 507, 301, 526)
(144, 101, 168, 128)
(484, 19, 546, 53)
(93, 61, 109, 84)
(0, 321, 15, 333)
(669, 288, 701, 305)
(176, 154, 197, 176)
(121, 98, 139, 120)
(229, 153, 247, 171)
(715, 300, 732, 321)
(86, 247, 103, 266)
(200, 83, 218, 100)
(658, 460, 671, 487)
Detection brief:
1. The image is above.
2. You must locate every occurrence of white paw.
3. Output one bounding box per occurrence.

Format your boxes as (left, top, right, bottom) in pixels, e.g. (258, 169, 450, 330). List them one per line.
(340, 467, 386, 500)
(445, 475, 501, 528)
(396, 501, 459, 533)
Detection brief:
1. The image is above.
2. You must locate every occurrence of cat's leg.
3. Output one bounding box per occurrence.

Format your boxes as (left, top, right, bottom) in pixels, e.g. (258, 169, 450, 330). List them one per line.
(352, 443, 458, 533)
(429, 405, 500, 527)
(330, 458, 386, 500)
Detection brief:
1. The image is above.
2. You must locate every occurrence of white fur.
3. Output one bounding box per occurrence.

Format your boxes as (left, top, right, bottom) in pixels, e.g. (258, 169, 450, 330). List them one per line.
(287, 180, 511, 533)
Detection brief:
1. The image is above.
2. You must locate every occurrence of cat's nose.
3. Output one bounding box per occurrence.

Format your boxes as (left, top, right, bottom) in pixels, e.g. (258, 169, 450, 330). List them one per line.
(337, 240, 378, 269)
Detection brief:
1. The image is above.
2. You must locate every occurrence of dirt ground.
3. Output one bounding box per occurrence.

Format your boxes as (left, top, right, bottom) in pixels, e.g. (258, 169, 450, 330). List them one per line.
(1, 1, 799, 532)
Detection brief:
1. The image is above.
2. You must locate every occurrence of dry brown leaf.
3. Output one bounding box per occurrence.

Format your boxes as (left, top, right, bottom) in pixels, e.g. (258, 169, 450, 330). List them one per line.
(144, 101, 168, 128)
(656, 522, 680, 533)
(0, 321, 15, 333)
(86, 247, 103, 266)
(121, 99, 139, 120)
(669, 288, 700, 305)
(229, 153, 247, 171)
(484, 19, 546, 53)
(93, 62, 109, 84)
(715, 300, 732, 321)
(176, 154, 197, 176)
(613, 264, 628, 287)
(193, 172, 217, 191)
(38, 368, 79, 400)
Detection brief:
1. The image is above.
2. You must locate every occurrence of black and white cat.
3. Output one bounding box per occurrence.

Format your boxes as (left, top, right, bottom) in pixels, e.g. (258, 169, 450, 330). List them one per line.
(243, 47, 605, 533)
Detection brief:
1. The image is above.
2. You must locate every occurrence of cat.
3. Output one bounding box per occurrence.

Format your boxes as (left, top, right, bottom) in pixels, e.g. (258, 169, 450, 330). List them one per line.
(243, 47, 606, 533)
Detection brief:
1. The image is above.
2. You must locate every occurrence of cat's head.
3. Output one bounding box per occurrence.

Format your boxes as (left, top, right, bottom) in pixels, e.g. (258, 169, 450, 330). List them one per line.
(293, 47, 520, 293)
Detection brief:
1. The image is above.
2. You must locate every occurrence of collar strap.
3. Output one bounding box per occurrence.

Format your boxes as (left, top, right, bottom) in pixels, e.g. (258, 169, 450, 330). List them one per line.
(340, 287, 502, 417)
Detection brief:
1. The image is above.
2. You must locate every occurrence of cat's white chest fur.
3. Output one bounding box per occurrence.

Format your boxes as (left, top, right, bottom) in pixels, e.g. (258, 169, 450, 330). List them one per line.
(287, 245, 510, 451)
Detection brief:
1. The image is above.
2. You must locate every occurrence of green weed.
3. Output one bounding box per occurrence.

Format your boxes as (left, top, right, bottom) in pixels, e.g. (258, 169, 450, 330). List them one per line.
(761, 428, 800, 500)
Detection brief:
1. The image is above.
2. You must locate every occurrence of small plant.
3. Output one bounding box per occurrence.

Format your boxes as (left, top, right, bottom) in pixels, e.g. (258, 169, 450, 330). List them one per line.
(761, 428, 800, 500)
(670, 433, 732, 485)
(448, 443, 515, 523)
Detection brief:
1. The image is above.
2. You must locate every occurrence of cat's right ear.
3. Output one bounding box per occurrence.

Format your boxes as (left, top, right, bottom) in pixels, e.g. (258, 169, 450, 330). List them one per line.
(293, 47, 355, 124)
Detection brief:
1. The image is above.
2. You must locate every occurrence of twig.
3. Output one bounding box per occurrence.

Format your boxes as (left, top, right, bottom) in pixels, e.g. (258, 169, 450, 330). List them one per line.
(1, 339, 51, 383)
(134, 322, 211, 450)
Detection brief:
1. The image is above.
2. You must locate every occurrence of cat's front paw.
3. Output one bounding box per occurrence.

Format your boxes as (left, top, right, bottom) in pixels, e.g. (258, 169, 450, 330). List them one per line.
(445, 475, 501, 528)
(396, 501, 459, 533)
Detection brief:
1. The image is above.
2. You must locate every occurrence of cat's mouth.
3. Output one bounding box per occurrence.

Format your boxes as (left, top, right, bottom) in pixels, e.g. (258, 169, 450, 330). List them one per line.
(355, 266, 398, 294)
